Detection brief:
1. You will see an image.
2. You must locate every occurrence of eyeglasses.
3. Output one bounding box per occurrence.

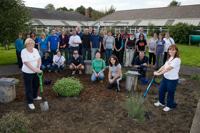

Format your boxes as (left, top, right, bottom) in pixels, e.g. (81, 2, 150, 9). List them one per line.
(73, 52, 78, 54)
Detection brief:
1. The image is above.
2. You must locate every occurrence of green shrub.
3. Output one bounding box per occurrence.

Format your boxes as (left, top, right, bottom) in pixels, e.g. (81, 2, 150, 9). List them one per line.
(168, 23, 197, 44)
(190, 74, 200, 81)
(124, 95, 145, 122)
(53, 77, 83, 97)
(0, 112, 30, 133)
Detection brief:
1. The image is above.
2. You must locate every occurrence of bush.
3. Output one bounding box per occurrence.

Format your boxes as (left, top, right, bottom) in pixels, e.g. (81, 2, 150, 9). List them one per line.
(190, 74, 200, 81)
(0, 112, 30, 133)
(124, 95, 145, 122)
(53, 77, 83, 97)
(168, 23, 197, 44)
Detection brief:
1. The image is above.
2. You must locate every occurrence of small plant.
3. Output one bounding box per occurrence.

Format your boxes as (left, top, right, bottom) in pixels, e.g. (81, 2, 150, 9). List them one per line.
(124, 95, 145, 122)
(0, 112, 30, 133)
(53, 77, 83, 97)
(190, 74, 200, 81)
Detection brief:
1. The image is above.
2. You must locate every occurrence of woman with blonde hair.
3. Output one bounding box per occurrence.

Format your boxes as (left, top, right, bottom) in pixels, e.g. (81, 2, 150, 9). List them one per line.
(21, 38, 42, 110)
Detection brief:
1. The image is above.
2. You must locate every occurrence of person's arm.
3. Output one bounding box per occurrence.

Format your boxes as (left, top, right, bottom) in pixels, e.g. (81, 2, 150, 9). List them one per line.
(57, 42, 60, 51)
(108, 67, 112, 81)
(24, 62, 41, 73)
(48, 41, 50, 52)
(124, 38, 128, 50)
(37, 58, 41, 69)
(99, 41, 101, 51)
(154, 65, 173, 76)
(112, 38, 115, 51)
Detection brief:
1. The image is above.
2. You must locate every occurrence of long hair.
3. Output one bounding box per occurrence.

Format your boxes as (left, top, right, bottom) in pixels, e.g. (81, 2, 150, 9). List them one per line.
(108, 55, 119, 66)
(167, 44, 180, 59)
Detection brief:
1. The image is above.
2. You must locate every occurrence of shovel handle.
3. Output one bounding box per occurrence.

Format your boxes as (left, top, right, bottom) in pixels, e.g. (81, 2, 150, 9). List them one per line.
(37, 72, 43, 95)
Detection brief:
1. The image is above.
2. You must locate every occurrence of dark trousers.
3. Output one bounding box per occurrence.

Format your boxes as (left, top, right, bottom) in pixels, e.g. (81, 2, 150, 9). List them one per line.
(82, 48, 91, 60)
(159, 77, 178, 108)
(163, 52, 168, 64)
(50, 50, 57, 59)
(114, 50, 124, 65)
(16, 50, 22, 68)
(149, 52, 156, 65)
(23, 73, 39, 104)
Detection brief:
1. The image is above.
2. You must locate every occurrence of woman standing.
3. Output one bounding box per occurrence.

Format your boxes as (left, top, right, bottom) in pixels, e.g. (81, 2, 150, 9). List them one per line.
(21, 38, 42, 110)
(103, 31, 115, 65)
(148, 33, 157, 67)
(124, 34, 136, 67)
(155, 33, 165, 69)
(154, 45, 181, 112)
(114, 33, 124, 65)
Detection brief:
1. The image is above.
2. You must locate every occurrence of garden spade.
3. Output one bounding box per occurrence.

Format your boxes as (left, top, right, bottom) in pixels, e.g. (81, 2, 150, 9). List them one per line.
(143, 76, 155, 98)
(37, 72, 49, 111)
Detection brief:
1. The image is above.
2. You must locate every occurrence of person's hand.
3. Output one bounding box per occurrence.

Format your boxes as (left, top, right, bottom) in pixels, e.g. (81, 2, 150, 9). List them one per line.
(109, 79, 113, 83)
(95, 73, 98, 77)
(35, 68, 42, 73)
(153, 71, 159, 76)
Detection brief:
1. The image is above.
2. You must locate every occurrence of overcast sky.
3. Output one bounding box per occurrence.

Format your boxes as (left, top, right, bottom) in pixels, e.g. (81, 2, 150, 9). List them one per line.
(23, 0, 200, 11)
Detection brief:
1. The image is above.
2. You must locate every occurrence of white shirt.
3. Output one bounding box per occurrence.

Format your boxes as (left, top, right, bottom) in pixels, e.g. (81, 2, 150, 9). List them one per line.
(163, 37, 175, 52)
(109, 64, 122, 77)
(53, 55, 65, 66)
(68, 35, 82, 47)
(148, 38, 157, 53)
(164, 58, 181, 80)
(21, 48, 41, 73)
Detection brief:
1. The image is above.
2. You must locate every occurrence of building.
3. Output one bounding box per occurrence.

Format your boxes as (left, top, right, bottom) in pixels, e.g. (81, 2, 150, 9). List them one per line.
(97, 4, 200, 33)
(29, 4, 200, 34)
(29, 7, 92, 33)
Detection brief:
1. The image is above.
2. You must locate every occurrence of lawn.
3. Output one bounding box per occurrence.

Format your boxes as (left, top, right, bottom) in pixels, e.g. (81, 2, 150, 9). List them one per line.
(0, 45, 16, 65)
(177, 44, 200, 67)
(0, 44, 200, 67)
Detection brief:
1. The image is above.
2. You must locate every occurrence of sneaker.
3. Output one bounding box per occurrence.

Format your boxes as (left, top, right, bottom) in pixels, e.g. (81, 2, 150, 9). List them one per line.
(154, 101, 164, 107)
(163, 106, 171, 112)
(72, 71, 76, 75)
(34, 96, 42, 100)
(28, 103, 35, 110)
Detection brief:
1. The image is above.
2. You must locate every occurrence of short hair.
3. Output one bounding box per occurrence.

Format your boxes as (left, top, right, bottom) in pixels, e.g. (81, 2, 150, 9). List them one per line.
(108, 55, 119, 66)
(24, 38, 35, 47)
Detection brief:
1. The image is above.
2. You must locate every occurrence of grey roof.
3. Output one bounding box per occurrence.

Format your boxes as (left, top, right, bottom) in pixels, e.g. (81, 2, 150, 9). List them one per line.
(28, 7, 91, 21)
(99, 4, 200, 21)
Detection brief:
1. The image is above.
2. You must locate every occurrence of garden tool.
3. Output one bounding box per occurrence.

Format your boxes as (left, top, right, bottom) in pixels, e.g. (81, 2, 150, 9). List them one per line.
(37, 72, 49, 111)
(143, 76, 155, 98)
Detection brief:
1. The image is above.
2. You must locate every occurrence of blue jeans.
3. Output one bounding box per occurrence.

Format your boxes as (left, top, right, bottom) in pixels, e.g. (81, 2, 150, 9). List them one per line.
(159, 77, 178, 108)
(91, 71, 104, 81)
(105, 49, 113, 64)
(41, 64, 51, 71)
(91, 48, 99, 60)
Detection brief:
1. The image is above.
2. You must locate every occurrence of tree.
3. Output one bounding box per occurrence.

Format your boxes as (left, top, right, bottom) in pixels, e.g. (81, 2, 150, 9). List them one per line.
(57, 7, 68, 12)
(168, 0, 181, 7)
(76, 5, 86, 15)
(105, 5, 116, 15)
(0, 0, 30, 45)
(45, 3, 55, 10)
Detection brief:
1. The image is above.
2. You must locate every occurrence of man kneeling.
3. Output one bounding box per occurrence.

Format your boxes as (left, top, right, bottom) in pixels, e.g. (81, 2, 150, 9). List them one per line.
(69, 50, 84, 75)
(133, 51, 148, 84)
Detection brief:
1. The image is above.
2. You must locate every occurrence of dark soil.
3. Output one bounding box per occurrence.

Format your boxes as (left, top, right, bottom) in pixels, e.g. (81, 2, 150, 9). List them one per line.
(0, 69, 200, 133)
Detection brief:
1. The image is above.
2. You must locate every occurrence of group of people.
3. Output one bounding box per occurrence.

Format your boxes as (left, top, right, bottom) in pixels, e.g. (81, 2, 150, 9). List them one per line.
(15, 26, 181, 112)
